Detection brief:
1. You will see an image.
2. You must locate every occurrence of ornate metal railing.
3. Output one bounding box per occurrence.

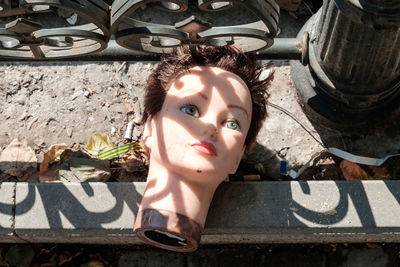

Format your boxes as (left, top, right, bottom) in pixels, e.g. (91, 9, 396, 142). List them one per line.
(0, 0, 303, 61)
(0, 0, 110, 59)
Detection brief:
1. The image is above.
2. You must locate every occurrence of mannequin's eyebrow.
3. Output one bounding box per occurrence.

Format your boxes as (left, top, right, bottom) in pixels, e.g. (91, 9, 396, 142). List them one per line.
(196, 92, 208, 100)
(228, 105, 249, 119)
(178, 90, 208, 100)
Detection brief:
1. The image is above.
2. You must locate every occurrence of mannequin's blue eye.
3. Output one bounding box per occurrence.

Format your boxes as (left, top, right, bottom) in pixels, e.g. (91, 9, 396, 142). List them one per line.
(180, 105, 199, 117)
(225, 121, 240, 130)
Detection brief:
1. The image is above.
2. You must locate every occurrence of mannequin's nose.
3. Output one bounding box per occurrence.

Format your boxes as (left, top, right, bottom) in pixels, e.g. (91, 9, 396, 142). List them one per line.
(200, 123, 217, 140)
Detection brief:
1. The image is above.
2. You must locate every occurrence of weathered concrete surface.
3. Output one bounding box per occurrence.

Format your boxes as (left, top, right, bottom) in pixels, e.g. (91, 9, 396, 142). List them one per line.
(5, 181, 400, 244)
(204, 181, 400, 243)
(0, 182, 18, 242)
(14, 182, 145, 243)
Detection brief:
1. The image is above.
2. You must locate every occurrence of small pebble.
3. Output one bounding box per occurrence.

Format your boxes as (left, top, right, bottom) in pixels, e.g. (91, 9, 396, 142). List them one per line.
(84, 90, 90, 98)
(66, 128, 73, 137)
(16, 97, 25, 105)
(33, 72, 43, 80)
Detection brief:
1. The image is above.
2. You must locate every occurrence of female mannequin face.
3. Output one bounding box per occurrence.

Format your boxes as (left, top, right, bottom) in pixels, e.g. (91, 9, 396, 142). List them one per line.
(144, 66, 252, 184)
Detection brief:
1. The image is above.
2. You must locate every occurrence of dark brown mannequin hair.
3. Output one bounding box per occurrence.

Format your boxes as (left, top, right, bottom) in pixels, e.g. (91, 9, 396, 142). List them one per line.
(142, 45, 272, 152)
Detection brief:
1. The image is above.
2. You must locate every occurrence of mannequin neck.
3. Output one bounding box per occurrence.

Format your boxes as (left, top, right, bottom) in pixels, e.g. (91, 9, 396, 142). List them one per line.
(138, 160, 220, 228)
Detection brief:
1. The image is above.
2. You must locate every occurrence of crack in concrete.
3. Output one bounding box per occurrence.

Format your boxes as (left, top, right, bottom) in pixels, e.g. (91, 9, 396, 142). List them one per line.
(11, 182, 31, 243)
(10, 182, 16, 233)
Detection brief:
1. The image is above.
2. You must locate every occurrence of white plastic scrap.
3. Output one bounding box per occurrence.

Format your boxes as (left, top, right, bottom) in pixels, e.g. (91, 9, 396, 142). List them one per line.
(283, 148, 400, 179)
(124, 122, 134, 139)
(327, 147, 399, 166)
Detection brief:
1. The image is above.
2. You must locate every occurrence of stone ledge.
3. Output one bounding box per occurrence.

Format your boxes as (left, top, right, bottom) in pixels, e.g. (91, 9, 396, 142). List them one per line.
(0, 181, 399, 244)
(0, 182, 17, 242)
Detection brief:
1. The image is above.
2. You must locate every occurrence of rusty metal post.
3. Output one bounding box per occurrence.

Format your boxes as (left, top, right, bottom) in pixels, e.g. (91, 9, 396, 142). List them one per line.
(291, 0, 400, 131)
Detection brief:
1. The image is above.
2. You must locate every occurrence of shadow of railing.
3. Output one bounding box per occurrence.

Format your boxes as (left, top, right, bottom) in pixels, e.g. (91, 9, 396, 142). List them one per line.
(291, 181, 376, 226)
(14, 182, 141, 229)
(205, 180, 400, 239)
(1, 171, 400, 242)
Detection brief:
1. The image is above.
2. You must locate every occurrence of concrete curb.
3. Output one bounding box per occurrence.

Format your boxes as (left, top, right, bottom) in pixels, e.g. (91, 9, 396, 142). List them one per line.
(0, 183, 16, 242)
(1, 181, 399, 244)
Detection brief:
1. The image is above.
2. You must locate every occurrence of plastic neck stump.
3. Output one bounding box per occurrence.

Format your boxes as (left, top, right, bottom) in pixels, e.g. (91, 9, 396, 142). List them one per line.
(134, 209, 203, 252)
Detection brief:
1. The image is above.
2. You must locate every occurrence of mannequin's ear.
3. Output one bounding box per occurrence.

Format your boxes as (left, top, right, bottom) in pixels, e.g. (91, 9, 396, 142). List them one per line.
(230, 146, 245, 174)
(142, 115, 157, 150)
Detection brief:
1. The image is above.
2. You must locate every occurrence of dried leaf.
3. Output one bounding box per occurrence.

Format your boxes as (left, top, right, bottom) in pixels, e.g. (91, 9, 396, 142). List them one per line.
(20, 167, 39, 182)
(39, 144, 68, 180)
(59, 170, 81, 183)
(360, 153, 392, 180)
(118, 151, 146, 172)
(340, 158, 392, 180)
(0, 139, 37, 177)
(326, 209, 337, 215)
(86, 133, 114, 157)
(69, 156, 110, 182)
(366, 165, 392, 180)
(39, 166, 64, 183)
(340, 160, 373, 181)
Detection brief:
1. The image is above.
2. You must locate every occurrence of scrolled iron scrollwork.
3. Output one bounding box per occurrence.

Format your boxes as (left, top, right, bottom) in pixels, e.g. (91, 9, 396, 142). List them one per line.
(0, 0, 280, 58)
(111, 0, 279, 54)
(0, 0, 110, 59)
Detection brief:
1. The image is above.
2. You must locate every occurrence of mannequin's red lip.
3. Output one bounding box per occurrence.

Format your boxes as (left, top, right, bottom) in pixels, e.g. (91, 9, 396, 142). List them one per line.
(191, 141, 217, 156)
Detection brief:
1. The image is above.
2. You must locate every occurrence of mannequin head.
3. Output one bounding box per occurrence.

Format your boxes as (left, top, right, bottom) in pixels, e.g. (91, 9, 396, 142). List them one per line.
(142, 45, 271, 153)
(143, 65, 253, 186)
(135, 45, 272, 252)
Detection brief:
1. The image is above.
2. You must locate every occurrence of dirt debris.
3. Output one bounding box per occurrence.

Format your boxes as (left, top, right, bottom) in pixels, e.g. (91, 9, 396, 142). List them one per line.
(0, 61, 399, 182)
